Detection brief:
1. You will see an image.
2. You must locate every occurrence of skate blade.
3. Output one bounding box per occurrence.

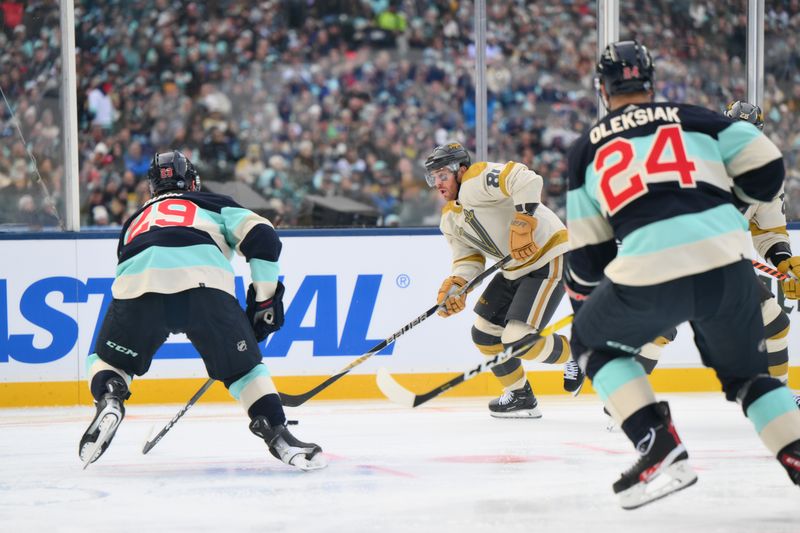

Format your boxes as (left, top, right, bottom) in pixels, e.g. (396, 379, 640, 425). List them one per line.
(490, 407, 543, 419)
(81, 413, 119, 469)
(618, 460, 698, 510)
(289, 452, 328, 471)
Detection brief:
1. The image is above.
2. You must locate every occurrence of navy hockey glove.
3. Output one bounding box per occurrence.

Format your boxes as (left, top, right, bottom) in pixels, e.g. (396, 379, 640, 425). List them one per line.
(246, 281, 285, 342)
(563, 268, 592, 313)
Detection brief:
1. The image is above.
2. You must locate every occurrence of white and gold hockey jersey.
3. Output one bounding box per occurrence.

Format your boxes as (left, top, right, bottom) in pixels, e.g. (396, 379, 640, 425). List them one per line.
(745, 186, 792, 264)
(440, 161, 569, 281)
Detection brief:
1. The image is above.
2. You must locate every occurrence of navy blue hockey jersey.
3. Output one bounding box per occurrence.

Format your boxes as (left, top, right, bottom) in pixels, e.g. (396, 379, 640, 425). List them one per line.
(566, 102, 784, 288)
(113, 191, 281, 301)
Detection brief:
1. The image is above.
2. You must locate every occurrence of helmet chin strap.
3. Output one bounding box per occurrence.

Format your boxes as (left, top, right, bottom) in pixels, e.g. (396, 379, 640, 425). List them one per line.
(595, 79, 610, 112)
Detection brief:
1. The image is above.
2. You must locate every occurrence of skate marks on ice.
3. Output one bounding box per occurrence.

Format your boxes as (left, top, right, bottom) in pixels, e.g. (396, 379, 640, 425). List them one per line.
(0, 395, 797, 533)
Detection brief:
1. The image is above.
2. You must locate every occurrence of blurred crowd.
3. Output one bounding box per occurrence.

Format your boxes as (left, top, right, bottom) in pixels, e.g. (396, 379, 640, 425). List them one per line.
(1, 0, 800, 230)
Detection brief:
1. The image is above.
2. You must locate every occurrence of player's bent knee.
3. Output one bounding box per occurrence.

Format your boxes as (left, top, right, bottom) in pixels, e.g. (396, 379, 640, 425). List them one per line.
(761, 298, 791, 345)
(500, 319, 536, 345)
(226, 364, 279, 411)
(472, 318, 505, 356)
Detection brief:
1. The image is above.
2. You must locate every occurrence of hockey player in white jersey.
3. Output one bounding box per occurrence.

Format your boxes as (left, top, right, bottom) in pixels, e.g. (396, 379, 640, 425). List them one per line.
(425, 142, 570, 417)
(722, 101, 799, 406)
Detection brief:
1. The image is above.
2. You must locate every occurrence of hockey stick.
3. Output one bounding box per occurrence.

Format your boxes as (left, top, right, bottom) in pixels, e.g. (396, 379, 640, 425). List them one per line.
(142, 378, 215, 454)
(752, 259, 790, 281)
(142, 255, 510, 450)
(279, 255, 513, 407)
(377, 313, 574, 408)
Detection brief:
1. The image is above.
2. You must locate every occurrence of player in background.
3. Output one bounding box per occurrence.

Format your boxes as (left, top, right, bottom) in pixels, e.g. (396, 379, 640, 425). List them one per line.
(565, 41, 800, 509)
(79, 150, 325, 471)
(425, 142, 570, 418)
(723, 100, 799, 406)
(565, 102, 800, 411)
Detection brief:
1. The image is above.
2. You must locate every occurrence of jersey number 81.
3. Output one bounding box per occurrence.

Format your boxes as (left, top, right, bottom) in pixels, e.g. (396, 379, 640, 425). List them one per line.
(595, 124, 697, 216)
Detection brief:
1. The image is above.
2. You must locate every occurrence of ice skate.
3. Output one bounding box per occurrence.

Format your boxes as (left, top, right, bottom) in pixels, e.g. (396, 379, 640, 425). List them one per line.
(488, 381, 542, 418)
(613, 402, 697, 510)
(249, 416, 327, 471)
(563, 358, 585, 396)
(79, 377, 129, 469)
(778, 440, 800, 486)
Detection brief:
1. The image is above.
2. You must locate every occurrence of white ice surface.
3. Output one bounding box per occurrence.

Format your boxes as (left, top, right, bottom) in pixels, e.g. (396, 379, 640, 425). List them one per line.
(0, 393, 798, 533)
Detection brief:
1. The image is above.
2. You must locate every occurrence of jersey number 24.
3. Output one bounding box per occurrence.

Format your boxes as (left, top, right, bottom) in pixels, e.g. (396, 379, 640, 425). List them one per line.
(595, 124, 697, 215)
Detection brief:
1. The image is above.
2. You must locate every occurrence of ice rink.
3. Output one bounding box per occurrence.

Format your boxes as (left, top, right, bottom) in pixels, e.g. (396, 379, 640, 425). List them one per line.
(1, 393, 798, 533)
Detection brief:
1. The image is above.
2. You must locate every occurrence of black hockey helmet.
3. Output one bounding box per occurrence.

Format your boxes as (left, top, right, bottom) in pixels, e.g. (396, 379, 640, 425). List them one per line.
(596, 40, 654, 96)
(724, 100, 764, 130)
(424, 142, 471, 187)
(147, 150, 201, 194)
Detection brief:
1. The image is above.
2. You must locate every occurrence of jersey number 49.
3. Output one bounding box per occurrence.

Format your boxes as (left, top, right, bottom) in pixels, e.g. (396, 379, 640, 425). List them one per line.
(125, 199, 199, 244)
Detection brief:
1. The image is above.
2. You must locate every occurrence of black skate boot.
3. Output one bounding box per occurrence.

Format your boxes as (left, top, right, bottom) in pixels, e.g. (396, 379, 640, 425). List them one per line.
(79, 377, 130, 468)
(613, 402, 697, 510)
(488, 381, 542, 419)
(249, 416, 327, 471)
(777, 440, 800, 486)
(563, 358, 585, 396)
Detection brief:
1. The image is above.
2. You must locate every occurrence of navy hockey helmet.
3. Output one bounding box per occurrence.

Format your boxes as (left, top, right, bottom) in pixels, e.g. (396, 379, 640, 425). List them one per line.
(147, 150, 201, 194)
(596, 40, 654, 96)
(724, 101, 764, 130)
(424, 142, 471, 187)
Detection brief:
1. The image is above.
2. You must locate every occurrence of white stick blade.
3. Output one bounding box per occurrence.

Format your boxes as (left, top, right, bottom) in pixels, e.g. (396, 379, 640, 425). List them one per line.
(376, 367, 416, 408)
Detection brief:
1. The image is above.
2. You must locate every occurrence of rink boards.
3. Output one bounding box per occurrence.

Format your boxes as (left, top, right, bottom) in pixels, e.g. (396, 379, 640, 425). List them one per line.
(0, 228, 798, 407)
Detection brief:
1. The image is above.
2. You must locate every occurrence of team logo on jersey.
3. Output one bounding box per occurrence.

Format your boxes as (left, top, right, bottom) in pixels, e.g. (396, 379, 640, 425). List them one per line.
(237, 340, 247, 352)
(458, 209, 503, 258)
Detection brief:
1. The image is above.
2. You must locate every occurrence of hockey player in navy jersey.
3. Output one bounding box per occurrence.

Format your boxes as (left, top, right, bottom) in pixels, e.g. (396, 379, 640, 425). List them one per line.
(79, 150, 325, 471)
(565, 41, 800, 509)
(567, 101, 800, 411)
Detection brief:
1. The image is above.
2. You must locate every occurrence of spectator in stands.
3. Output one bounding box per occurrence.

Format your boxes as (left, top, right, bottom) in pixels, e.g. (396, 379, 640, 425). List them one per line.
(3, 0, 800, 229)
(124, 141, 151, 179)
(235, 143, 266, 185)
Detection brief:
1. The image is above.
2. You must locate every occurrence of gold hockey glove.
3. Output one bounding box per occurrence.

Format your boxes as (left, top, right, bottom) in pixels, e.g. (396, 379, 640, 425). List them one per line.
(437, 276, 468, 317)
(509, 212, 539, 261)
(777, 256, 800, 300)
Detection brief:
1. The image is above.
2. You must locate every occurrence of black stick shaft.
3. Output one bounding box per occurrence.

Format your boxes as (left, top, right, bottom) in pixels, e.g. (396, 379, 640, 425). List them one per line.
(279, 255, 512, 407)
(142, 379, 215, 454)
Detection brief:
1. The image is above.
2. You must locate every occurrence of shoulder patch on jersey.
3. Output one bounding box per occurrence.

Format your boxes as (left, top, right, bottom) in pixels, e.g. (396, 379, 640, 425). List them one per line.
(498, 161, 517, 196)
(442, 201, 463, 215)
(461, 162, 487, 183)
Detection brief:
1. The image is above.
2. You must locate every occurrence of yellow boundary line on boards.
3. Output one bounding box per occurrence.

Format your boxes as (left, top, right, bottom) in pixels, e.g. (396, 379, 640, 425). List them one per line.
(1, 367, 797, 408)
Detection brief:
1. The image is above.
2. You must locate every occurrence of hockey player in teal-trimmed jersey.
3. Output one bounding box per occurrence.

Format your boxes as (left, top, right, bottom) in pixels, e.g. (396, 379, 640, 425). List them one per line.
(565, 103, 800, 411)
(564, 41, 800, 509)
(79, 150, 326, 471)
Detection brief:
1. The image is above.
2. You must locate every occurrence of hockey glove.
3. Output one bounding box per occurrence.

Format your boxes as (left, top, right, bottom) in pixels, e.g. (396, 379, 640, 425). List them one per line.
(437, 276, 468, 317)
(777, 256, 800, 300)
(509, 212, 539, 261)
(246, 281, 286, 342)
